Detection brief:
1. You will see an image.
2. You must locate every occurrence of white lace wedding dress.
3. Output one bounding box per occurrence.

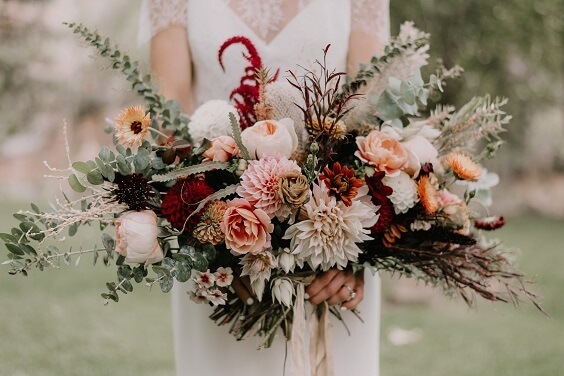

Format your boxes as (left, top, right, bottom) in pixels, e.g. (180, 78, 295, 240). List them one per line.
(140, 1, 389, 375)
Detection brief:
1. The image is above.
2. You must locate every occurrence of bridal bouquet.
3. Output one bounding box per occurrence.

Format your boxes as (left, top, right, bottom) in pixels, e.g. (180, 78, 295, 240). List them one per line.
(2, 22, 542, 350)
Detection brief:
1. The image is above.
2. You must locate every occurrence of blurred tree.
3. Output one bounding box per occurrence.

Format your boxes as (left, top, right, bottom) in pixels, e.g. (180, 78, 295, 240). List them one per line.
(0, 0, 56, 139)
(391, 0, 564, 173)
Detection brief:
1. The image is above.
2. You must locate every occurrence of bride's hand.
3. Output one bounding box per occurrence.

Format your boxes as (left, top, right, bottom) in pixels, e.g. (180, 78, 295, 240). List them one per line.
(306, 269, 364, 310)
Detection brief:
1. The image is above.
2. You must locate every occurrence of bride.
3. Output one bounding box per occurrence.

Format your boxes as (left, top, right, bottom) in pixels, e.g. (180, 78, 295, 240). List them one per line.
(140, 0, 390, 374)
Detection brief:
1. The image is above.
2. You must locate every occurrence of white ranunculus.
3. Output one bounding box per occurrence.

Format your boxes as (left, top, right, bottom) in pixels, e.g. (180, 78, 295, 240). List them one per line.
(271, 278, 294, 307)
(115, 210, 163, 265)
(241, 118, 298, 159)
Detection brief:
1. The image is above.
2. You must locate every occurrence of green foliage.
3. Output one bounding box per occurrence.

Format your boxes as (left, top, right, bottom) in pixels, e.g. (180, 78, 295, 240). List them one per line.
(65, 22, 191, 142)
(229, 113, 251, 160)
(391, 0, 564, 171)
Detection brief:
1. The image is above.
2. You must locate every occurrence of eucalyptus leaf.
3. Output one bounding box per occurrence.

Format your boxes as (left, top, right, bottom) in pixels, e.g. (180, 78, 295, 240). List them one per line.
(5, 243, 24, 256)
(175, 262, 191, 282)
(160, 276, 174, 293)
(67, 223, 78, 237)
(87, 170, 104, 185)
(72, 161, 92, 174)
(69, 174, 87, 193)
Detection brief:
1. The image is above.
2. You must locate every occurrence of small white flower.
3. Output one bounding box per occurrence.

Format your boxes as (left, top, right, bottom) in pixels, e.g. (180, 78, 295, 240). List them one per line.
(271, 278, 295, 307)
(214, 267, 234, 288)
(207, 289, 228, 306)
(411, 220, 432, 231)
(193, 270, 216, 289)
(189, 289, 208, 304)
(383, 172, 420, 214)
(277, 248, 296, 274)
(189, 100, 239, 147)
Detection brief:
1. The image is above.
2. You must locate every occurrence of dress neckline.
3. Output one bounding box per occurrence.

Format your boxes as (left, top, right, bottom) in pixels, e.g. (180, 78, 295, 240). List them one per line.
(222, 0, 320, 46)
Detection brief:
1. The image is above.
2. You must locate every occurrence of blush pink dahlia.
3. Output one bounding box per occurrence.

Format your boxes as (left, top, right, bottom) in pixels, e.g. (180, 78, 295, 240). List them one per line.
(236, 156, 301, 220)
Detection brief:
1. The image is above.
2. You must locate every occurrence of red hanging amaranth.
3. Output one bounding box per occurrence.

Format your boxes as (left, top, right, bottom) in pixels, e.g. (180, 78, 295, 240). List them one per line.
(218, 36, 263, 129)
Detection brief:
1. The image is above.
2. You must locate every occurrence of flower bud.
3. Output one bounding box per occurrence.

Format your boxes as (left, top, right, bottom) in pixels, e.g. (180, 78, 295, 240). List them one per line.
(271, 278, 294, 307)
(277, 249, 296, 273)
(309, 142, 319, 154)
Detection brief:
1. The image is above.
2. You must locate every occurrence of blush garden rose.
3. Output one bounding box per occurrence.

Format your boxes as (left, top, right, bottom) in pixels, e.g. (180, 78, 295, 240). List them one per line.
(115, 210, 163, 265)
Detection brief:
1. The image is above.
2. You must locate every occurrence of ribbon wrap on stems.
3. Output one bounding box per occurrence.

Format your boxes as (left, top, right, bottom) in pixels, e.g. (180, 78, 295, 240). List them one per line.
(290, 275, 335, 376)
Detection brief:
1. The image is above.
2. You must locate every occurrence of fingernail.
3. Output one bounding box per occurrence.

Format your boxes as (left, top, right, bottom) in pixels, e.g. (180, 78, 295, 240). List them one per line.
(340, 306, 348, 311)
(246, 297, 254, 305)
(304, 293, 310, 300)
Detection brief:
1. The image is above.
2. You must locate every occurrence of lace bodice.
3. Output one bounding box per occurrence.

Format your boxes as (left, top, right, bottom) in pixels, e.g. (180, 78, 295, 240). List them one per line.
(141, 0, 389, 47)
(139, 0, 390, 104)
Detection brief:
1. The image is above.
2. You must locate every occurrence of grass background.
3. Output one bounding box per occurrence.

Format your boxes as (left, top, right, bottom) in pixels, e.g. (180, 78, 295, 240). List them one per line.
(0, 201, 562, 375)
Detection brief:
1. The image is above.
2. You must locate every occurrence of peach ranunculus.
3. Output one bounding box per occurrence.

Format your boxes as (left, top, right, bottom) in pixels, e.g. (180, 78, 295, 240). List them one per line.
(240, 118, 298, 159)
(115, 210, 164, 265)
(202, 136, 239, 162)
(402, 135, 440, 177)
(355, 130, 409, 176)
(221, 198, 274, 255)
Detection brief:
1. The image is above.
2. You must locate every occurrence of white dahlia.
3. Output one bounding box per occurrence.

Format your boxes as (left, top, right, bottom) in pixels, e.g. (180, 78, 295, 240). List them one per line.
(188, 100, 239, 147)
(283, 182, 378, 271)
(383, 172, 420, 214)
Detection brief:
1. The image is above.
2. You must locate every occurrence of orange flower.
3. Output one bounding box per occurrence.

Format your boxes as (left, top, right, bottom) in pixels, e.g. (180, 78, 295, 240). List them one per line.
(319, 162, 364, 206)
(443, 153, 481, 181)
(114, 105, 151, 148)
(417, 174, 440, 214)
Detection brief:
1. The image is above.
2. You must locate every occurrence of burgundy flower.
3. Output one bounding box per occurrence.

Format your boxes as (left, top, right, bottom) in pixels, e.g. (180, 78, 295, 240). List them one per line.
(475, 216, 505, 231)
(365, 172, 395, 233)
(161, 176, 215, 232)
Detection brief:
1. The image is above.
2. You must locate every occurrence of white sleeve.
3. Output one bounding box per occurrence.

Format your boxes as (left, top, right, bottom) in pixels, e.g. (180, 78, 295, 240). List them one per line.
(138, 0, 188, 45)
(350, 0, 390, 49)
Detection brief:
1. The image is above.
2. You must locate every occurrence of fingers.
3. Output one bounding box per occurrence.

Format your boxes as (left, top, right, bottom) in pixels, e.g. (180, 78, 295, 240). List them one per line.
(326, 275, 357, 306)
(306, 269, 340, 298)
(308, 269, 353, 305)
(231, 275, 254, 305)
(341, 272, 365, 311)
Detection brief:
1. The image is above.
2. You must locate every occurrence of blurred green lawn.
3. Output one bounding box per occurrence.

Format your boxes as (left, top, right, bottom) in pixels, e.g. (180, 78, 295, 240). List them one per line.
(1, 201, 562, 375)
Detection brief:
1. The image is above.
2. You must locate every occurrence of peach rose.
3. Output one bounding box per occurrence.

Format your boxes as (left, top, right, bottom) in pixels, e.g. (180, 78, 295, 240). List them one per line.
(221, 198, 274, 255)
(202, 136, 239, 162)
(402, 135, 440, 177)
(115, 210, 164, 265)
(241, 118, 298, 159)
(355, 130, 409, 176)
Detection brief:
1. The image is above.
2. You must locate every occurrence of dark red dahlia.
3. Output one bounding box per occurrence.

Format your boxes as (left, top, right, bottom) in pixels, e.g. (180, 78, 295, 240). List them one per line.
(474, 216, 506, 231)
(161, 177, 215, 232)
(366, 172, 395, 234)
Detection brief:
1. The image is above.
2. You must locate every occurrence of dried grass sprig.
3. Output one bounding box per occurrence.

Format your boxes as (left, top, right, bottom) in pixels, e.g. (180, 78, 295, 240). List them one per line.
(360, 235, 546, 315)
(436, 95, 511, 159)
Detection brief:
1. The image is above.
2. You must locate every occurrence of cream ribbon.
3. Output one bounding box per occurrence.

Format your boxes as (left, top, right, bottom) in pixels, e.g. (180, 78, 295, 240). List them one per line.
(291, 282, 335, 376)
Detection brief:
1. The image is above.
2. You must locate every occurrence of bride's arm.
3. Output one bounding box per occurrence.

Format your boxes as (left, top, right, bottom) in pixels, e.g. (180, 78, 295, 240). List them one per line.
(347, 0, 390, 74)
(151, 26, 193, 113)
(146, 0, 193, 112)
